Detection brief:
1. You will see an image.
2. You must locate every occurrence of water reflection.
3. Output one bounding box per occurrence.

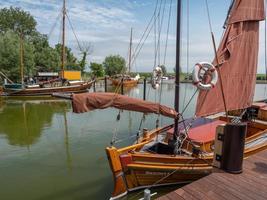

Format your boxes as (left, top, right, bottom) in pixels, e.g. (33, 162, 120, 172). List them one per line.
(0, 98, 70, 146)
(0, 83, 265, 200)
(63, 110, 73, 172)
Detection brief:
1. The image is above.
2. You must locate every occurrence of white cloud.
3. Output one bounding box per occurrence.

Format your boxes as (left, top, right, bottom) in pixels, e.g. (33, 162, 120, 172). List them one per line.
(0, 0, 265, 74)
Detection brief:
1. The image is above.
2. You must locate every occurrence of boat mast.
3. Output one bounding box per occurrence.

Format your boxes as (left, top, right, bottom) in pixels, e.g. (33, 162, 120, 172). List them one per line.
(173, 0, 182, 140)
(61, 0, 66, 79)
(19, 33, 24, 85)
(128, 28, 133, 73)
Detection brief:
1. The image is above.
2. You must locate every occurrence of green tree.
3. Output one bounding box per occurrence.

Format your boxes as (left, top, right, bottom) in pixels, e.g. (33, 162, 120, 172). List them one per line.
(0, 6, 81, 82)
(80, 52, 87, 73)
(79, 43, 93, 73)
(55, 44, 80, 70)
(31, 32, 61, 71)
(103, 55, 126, 76)
(0, 7, 37, 35)
(0, 31, 34, 81)
(90, 62, 104, 77)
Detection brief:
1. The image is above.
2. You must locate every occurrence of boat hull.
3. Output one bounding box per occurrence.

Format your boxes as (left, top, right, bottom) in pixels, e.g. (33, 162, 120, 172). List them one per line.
(111, 79, 138, 87)
(3, 81, 94, 96)
(106, 120, 267, 199)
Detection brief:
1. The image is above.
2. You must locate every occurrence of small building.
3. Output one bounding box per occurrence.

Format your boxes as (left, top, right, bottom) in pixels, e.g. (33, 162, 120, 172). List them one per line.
(60, 71, 81, 81)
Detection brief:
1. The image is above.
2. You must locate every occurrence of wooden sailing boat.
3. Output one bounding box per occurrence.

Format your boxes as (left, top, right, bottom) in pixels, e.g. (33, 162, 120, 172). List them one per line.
(2, 0, 93, 96)
(111, 28, 140, 88)
(60, 0, 267, 199)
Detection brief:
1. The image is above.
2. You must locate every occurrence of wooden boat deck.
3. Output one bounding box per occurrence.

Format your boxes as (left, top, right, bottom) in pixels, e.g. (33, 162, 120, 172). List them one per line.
(157, 149, 267, 200)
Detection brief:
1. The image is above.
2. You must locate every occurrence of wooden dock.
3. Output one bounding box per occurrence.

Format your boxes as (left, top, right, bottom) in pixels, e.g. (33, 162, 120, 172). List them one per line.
(157, 149, 267, 200)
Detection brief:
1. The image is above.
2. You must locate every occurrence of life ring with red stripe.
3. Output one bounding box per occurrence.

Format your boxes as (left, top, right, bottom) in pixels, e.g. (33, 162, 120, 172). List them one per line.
(192, 62, 218, 90)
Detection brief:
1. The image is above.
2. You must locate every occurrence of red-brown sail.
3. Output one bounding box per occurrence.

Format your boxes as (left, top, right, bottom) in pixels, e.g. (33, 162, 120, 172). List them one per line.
(196, 0, 265, 117)
(72, 92, 178, 118)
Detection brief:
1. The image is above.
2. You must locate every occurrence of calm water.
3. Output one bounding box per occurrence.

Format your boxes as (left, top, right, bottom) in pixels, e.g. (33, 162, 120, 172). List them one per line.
(0, 83, 266, 200)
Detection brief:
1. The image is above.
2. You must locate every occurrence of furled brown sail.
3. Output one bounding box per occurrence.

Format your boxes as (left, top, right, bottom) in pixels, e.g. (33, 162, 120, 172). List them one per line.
(196, 0, 265, 117)
(72, 92, 178, 118)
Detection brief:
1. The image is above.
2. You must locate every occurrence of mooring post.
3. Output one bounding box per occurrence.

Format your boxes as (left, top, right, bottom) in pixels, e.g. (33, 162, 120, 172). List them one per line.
(121, 77, 124, 95)
(104, 76, 107, 92)
(213, 123, 246, 174)
(143, 78, 146, 100)
(144, 189, 151, 200)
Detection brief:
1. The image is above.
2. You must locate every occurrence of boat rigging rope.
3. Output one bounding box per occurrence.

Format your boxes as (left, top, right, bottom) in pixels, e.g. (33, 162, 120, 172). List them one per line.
(131, 0, 160, 66)
(47, 9, 62, 40)
(66, 12, 83, 52)
(111, 0, 161, 94)
(163, 0, 173, 65)
(182, 0, 190, 110)
(204, 0, 229, 119)
(157, 0, 167, 67)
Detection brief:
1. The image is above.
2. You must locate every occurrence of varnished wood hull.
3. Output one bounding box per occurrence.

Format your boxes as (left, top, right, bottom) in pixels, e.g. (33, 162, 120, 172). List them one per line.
(106, 120, 267, 199)
(111, 79, 138, 87)
(3, 81, 94, 96)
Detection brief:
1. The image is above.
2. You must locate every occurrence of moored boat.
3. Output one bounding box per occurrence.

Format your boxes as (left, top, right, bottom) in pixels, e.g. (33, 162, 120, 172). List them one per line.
(57, 0, 267, 199)
(86, 0, 267, 199)
(111, 28, 140, 88)
(3, 81, 94, 96)
(2, 0, 94, 96)
(111, 75, 139, 87)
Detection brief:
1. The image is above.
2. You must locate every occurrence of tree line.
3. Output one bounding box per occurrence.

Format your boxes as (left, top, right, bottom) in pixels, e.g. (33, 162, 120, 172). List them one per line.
(0, 7, 85, 82)
(0, 7, 171, 82)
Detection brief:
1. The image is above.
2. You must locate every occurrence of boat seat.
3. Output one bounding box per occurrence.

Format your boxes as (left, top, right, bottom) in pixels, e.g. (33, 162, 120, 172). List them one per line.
(167, 119, 226, 143)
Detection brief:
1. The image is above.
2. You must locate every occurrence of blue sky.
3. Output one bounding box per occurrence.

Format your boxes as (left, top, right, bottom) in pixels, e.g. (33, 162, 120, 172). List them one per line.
(0, 0, 266, 73)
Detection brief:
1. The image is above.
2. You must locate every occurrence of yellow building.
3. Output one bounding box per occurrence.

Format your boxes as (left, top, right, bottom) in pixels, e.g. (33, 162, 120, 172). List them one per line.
(60, 71, 81, 80)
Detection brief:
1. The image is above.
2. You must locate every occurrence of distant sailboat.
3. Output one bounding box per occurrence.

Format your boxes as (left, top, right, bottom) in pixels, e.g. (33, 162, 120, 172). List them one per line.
(111, 28, 140, 88)
(3, 0, 93, 96)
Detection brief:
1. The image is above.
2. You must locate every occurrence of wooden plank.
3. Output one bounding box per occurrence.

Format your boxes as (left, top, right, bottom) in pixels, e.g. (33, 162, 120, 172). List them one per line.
(212, 173, 266, 200)
(174, 188, 195, 200)
(182, 186, 208, 200)
(204, 175, 243, 200)
(208, 174, 251, 200)
(157, 195, 171, 200)
(166, 191, 185, 200)
(187, 178, 228, 200)
(220, 172, 267, 199)
(157, 149, 267, 200)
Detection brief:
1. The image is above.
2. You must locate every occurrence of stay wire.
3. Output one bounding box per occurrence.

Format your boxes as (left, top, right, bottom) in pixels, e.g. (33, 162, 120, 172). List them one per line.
(154, 0, 162, 69)
(204, 0, 228, 119)
(155, 0, 167, 127)
(131, 0, 159, 65)
(163, 0, 173, 65)
(66, 12, 83, 52)
(131, 1, 162, 66)
(157, 0, 167, 66)
(112, 0, 160, 93)
(182, 0, 190, 110)
(47, 9, 62, 40)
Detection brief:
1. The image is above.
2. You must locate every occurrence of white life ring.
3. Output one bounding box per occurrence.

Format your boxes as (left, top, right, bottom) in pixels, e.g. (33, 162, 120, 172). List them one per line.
(151, 66, 163, 89)
(192, 62, 218, 90)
